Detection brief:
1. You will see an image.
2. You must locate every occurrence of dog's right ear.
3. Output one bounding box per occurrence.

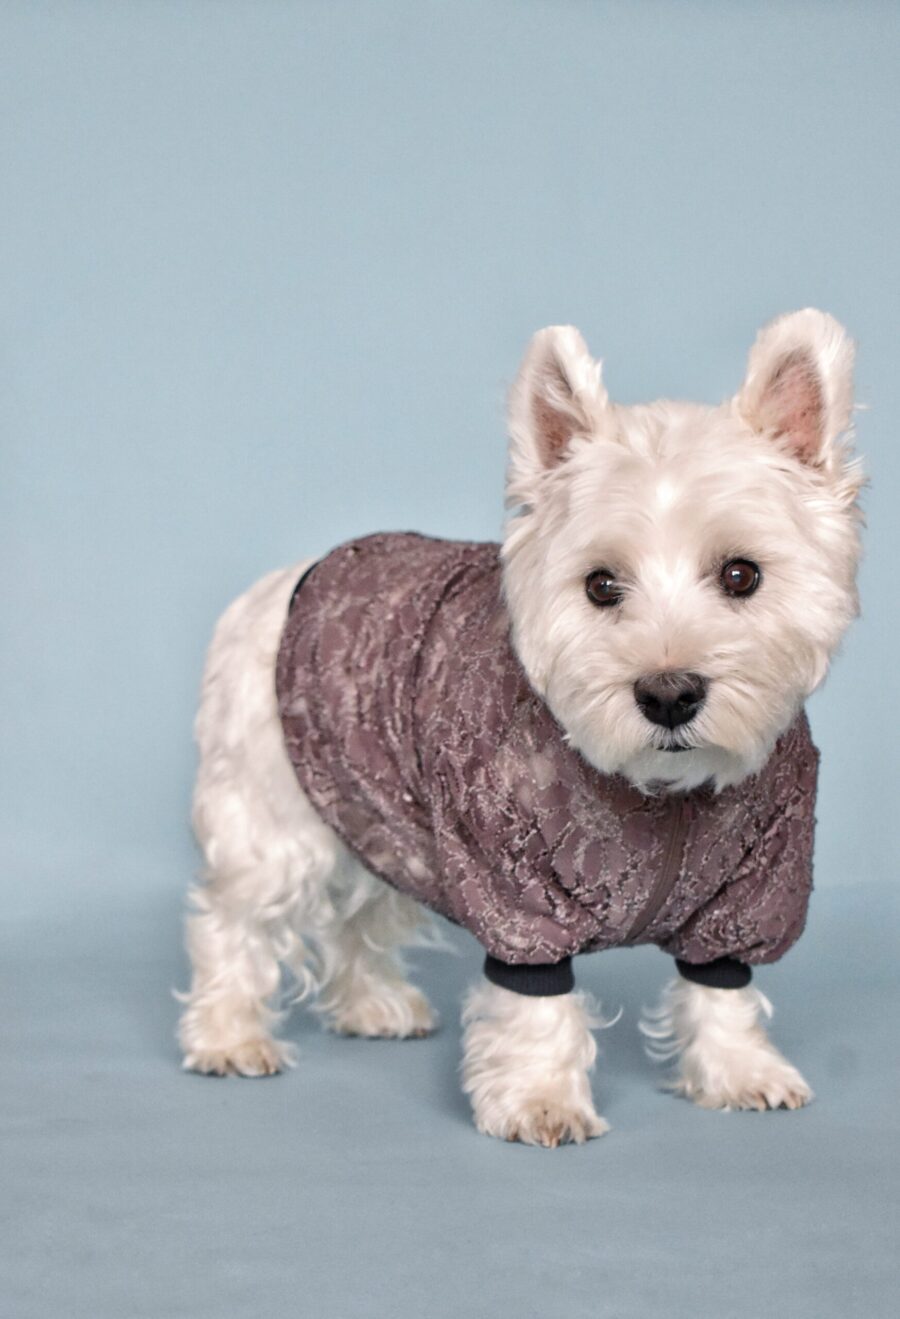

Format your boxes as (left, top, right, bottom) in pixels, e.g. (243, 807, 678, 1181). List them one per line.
(737, 309, 856, 471)
(507, 326, 609, 497)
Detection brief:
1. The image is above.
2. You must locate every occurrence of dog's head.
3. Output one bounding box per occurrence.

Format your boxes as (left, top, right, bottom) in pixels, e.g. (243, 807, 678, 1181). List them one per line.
(502, 311, 864, 792)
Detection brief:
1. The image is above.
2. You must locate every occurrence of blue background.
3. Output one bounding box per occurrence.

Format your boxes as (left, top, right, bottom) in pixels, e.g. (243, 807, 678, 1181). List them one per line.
(2, 4, 897, 1317)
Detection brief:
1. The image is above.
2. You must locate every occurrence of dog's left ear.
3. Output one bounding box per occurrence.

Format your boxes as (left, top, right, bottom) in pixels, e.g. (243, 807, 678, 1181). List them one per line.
(507, 326, 609, 498)
(737, 309, 855, 468)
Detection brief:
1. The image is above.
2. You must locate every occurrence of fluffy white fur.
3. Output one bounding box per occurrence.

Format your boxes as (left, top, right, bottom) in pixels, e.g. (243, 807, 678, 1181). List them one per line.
(505, 311, 862, 793)
(639, 979, 813, 1111)
(462, 982, 610, 1145)
(179, 310, 862, 1144)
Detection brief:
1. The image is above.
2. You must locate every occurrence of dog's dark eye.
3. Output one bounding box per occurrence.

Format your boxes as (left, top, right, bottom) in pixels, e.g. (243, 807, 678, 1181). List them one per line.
(585, 569, 623, 607)
(720, 559, 761, 598)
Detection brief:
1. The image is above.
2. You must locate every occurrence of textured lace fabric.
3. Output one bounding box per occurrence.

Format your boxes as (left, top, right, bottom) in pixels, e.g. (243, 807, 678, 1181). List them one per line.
(276, 533, 819, 969)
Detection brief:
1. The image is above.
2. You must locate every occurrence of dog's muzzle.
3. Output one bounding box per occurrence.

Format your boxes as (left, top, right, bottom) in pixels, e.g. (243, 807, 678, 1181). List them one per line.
(634, 670, 708, 730)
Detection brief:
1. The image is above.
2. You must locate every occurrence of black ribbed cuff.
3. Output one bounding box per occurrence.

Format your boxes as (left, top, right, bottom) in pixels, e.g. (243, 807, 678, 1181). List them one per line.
(483, 954, 575, 997)
(675, 956, 752, 989)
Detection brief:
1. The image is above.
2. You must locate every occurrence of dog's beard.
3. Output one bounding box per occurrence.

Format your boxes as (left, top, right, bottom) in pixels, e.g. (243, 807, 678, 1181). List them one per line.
(619, 745, 755, 794)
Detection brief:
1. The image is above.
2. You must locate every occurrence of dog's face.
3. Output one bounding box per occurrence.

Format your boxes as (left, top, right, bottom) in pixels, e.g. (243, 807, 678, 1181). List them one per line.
(503, 311, 864, 792)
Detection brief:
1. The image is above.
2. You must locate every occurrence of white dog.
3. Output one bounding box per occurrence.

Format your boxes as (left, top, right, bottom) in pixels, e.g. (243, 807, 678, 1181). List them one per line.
(178, 310, 863, 1146)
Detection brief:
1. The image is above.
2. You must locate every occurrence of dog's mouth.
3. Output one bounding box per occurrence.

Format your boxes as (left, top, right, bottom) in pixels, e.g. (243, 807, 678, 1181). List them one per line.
(652, 740, 695, 754)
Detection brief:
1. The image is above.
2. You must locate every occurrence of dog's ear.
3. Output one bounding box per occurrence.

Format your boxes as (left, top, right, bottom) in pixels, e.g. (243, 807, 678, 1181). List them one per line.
(507, 326, 608, 492)
(738, 309, 855, 466)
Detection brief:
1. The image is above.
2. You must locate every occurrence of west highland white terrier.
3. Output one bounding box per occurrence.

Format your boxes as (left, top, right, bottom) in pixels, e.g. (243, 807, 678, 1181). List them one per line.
(178, 310, 863, 1146)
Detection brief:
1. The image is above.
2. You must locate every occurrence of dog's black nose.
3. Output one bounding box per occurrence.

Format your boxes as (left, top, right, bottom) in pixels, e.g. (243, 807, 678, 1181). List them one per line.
(634, 671, 708, 729)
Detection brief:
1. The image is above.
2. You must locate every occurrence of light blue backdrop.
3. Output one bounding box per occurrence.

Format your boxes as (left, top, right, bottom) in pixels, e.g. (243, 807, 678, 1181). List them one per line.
(3, 8, 899, 1319)
(1, 1, 896, 901)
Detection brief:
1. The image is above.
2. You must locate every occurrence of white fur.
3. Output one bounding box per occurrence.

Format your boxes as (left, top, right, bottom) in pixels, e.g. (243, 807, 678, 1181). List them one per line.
(504, 312, 862, 793)
(639, 978, 813, 1111)
(462, 981, 610, 1144)
(179, 311, 862, 1144)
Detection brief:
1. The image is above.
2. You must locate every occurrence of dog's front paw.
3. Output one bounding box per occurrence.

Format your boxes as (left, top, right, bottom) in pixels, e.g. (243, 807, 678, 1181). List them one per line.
(462, 980, 608, 1146)
(478, 1096, 609, 1147)
(182, 1037, 297, 1077)
(676, 1046, 814, 1112)
(643, 981, 814, 1113)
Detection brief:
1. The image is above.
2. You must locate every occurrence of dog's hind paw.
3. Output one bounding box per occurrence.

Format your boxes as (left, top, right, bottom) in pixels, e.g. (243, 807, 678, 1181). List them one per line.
(323, 983, 437, 1039)
(182, 1037, 298, 1078)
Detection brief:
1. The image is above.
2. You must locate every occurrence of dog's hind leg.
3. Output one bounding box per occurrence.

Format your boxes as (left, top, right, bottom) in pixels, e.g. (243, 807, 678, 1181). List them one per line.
(178, 562, 342, 1076)
(313, 869, 438, 1039)
(179, 892, 297, 1077)
(178, 560, 439, 1073)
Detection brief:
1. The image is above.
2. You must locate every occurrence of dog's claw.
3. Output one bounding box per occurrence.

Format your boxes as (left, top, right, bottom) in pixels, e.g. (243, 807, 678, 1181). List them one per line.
(486, 1101, 609, 1147)
(675, 1059, 813, 1112)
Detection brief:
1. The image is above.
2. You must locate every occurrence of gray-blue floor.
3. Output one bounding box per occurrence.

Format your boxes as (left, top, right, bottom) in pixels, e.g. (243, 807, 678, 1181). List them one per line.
(3, 870, 898, 1319)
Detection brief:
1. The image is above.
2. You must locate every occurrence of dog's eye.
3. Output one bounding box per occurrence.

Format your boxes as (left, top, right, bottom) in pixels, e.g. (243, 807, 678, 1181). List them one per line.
(585, 569, 623, 607)
(720, 559, 761, 598)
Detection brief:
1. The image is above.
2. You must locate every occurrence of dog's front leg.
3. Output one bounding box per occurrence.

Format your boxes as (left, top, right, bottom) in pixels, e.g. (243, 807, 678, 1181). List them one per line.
(641, 977, 813, 1111)
(461, 980, 609, 1146)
